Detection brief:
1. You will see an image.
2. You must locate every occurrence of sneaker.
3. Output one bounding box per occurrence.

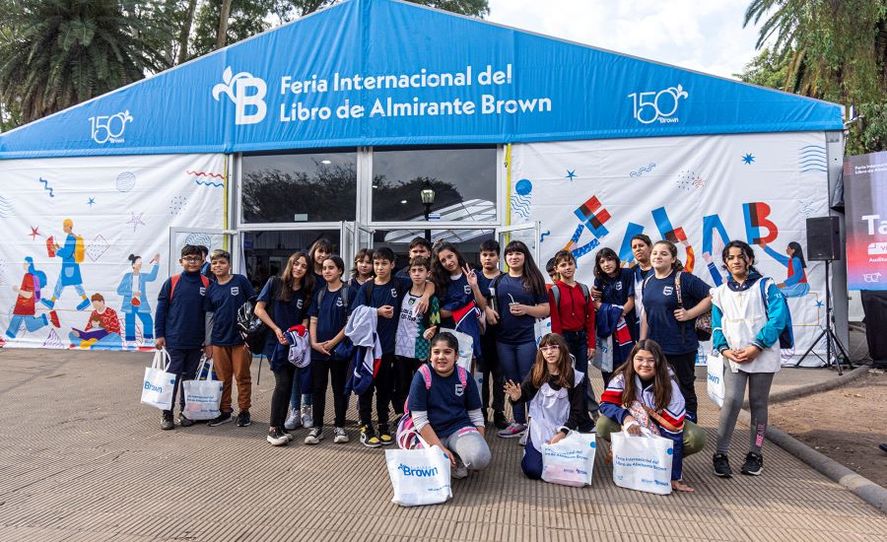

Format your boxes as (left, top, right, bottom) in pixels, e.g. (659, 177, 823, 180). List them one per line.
(282, 428, 295, 442)
(713, 453, 733, 478)
(741, 452, 764, 476)
(333, 427, 349, 444)
(360, 426, 382, 448)
(284, 407, 301, 431)
(177, 413, 194, 427)
(75, 297, 91, 311)
(301, 404, 314, 429)
(208, 411, 233, 427)
(452, 463, 469, 479)
(235, 411, 251, 427)
(497, 422, 527, 439)
(379, 425, 394, 446)
(493, 412, 509, 430)
(305, 428, 324, 445)
(160, 411, 174, 431)
(518, 431, 528, 446)
(267, 427, 289, 446)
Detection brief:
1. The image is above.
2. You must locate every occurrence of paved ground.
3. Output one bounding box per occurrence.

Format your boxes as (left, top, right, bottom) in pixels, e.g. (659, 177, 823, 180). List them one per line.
(1, 348, 885, 542)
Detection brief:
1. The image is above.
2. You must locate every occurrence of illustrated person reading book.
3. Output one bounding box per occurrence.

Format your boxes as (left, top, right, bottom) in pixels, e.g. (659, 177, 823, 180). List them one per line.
(69, 293, 122, 349)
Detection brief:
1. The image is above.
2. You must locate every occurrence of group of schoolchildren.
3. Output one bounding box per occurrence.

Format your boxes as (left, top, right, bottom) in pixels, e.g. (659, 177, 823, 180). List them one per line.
(153, 234, 790, 493)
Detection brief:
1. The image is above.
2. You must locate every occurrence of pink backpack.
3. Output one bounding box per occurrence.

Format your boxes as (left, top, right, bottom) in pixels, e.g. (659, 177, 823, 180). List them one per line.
(395, 363, 469, 450)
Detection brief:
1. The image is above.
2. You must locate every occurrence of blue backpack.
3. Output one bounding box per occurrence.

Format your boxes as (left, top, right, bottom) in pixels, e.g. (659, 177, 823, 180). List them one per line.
(759, 278, 794, 349)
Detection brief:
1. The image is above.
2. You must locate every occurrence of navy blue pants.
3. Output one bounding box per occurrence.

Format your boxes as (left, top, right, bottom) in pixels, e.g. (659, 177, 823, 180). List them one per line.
(166, 347, 202, 413)
(562, 330, 599, 412)
(521, 432, 544, 479)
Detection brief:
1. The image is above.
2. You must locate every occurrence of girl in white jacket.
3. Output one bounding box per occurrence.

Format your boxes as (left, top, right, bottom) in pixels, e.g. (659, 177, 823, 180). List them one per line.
(710, 241, 789, 478)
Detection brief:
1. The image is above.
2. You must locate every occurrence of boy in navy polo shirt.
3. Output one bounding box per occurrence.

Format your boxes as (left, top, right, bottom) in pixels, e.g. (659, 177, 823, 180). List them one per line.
(155, 245, 210, 430)
(204, 250, 255, 428)
(352, 247, 433, 447)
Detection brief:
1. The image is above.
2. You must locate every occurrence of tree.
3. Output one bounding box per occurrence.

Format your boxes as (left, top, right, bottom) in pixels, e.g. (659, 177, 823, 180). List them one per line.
(741, 0, 887, 152)
(0, 0, 172, 124)
(187, 0, 489, 60)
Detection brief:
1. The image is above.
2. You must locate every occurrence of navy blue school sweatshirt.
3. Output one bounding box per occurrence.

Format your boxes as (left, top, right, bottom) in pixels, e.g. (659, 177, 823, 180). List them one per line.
(155, 270, 208, 349)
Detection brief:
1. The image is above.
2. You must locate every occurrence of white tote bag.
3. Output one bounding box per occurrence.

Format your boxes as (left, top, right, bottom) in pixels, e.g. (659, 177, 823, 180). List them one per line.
(182, 356, 223, 421)
(385, 445, 452, 507)
(541, 431, 597, 487)
(611, 428, 674, 495)
(534, 317, 552, 346)
(140, 349, 176, 410)
(706, 353, 725, 408)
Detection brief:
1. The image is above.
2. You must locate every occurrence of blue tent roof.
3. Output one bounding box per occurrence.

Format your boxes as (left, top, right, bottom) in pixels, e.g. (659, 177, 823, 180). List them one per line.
(0, 0, 843, 159)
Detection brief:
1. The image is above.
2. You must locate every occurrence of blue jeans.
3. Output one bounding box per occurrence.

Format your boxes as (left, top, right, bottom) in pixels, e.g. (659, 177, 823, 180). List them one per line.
(124, 309, 154, 341)
(6, 314, 48, 338)
(496, 340, 537, 424)
(289, 365, 313, 410)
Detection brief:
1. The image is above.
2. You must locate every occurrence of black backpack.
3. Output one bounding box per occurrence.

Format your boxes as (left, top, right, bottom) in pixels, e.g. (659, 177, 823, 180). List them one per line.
(237, 277, 280, 354)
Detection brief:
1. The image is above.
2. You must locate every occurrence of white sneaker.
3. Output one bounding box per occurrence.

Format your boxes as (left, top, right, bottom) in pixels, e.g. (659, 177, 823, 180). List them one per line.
(304, 427, 324, 445)
(497, 422, 527, 439)
(284, 407, 301, 431)
(518, 431, 528, 446)
(301, 405, 313, 429)
(333, 427, 349, 444)
(266, 428, 288, 446)
(452, 463, 469, 479)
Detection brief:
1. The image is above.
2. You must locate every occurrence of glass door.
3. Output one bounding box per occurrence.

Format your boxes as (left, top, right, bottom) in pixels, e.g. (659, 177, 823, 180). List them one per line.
(168, 227, 238, 276)
(495, 222, 541, 265)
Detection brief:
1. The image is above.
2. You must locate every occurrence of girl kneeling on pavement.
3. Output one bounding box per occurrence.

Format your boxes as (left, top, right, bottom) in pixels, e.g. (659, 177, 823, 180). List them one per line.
(408, 332, 491, 478)
(504, 333, 594, 480)
(711, 241, 788, 478)
(596, 339, 706, 493)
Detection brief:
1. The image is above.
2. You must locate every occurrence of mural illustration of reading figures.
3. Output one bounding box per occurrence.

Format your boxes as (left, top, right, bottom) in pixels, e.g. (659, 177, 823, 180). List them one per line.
(6, 257, 60, 339)
(116, 253, 160, 347)
(41, 218, 90, 311)
(762, 242, 809, 298)
(68, 293, 122, 350)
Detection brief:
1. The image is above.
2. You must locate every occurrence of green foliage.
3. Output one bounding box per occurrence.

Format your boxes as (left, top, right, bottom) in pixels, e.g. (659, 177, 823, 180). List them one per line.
(742, 0, 887, 153)
(846, 103, 887, 154)
(0, 0, 172, 124)
(0, 0, 489, 128)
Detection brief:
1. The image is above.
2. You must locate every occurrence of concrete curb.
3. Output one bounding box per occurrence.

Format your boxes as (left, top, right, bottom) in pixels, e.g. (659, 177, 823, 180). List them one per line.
(738, 409, 887, 515)
(758, 364, 871, 406)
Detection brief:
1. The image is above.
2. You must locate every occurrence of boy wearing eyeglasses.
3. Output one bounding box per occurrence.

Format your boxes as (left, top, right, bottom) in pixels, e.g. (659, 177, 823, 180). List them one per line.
(155, 245, 211, 430)
(203, 249, 255, 428)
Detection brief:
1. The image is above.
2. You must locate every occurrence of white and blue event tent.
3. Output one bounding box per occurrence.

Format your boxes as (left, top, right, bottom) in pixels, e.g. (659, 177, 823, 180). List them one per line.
(0, 0, 846, 359)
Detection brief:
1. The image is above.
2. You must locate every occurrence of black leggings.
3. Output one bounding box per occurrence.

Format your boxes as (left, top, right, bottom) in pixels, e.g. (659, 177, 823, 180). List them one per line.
(270, 364, 295, 429)
(666, 351, 698, 422)
(311, 357, 348, 429)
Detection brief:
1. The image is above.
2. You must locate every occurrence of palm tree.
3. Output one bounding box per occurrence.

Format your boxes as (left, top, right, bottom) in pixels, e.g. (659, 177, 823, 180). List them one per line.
(0, 0, 171, 124)
(743, 0, 886, 103)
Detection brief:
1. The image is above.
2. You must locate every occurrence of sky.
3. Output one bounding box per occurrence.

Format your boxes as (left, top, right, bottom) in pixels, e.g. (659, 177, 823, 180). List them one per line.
(485, 0, 763, 80)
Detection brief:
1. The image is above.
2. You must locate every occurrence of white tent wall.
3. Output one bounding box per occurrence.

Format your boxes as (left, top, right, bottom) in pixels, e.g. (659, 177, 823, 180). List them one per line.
(511, 132, 830, 364)
(0, 153, 225, 350)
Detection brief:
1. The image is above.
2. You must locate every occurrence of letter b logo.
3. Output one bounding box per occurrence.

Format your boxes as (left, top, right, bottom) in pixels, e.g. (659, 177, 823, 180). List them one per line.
(213, 67, 268, 125)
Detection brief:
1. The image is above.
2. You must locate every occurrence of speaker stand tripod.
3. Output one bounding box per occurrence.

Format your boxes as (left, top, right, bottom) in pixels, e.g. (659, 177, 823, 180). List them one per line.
(796, 259, 852, 374)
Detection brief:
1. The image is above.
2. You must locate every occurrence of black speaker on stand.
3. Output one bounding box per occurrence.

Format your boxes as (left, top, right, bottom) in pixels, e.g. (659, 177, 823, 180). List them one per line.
(796, 216, 851, 373)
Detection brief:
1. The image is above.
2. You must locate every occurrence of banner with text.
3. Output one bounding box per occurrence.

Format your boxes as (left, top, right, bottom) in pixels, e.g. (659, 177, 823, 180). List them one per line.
(0, 0, 841, 159)
(844, 151, 887, 291)
(511, 131, 829, 361)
